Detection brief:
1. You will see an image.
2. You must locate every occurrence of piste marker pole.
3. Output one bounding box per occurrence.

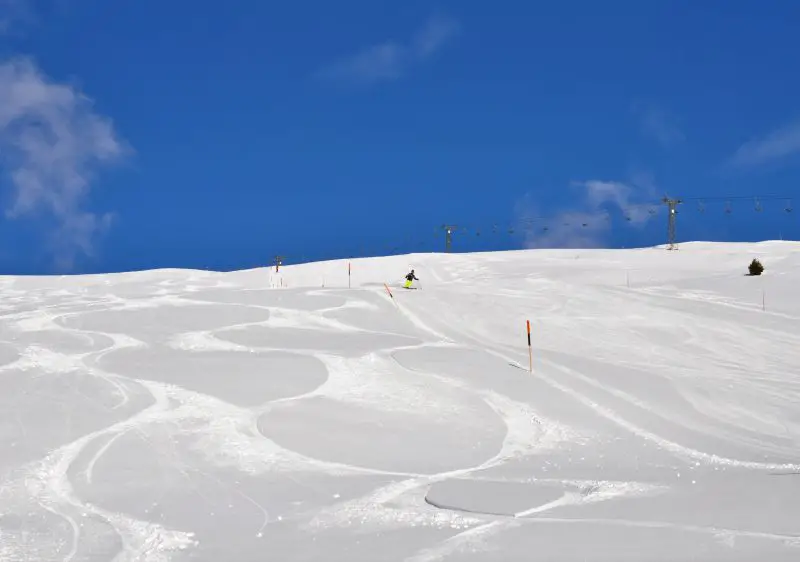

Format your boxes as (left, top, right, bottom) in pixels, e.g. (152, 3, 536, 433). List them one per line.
(526, 320, 532, 373)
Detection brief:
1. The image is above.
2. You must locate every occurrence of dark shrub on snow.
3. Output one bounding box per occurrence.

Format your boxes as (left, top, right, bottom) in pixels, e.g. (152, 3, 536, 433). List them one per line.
(748, 258, 764, 276)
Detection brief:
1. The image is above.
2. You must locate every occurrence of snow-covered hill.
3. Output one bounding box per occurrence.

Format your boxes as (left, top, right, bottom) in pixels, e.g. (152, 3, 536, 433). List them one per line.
(1, 241, 799, 561)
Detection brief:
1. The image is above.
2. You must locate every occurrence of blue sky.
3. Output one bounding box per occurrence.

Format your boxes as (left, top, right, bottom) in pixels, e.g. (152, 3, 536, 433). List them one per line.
(1, 1, 799, 273)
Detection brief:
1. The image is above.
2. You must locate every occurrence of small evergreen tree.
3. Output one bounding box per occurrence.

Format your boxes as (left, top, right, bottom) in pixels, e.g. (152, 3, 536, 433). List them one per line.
(748, 258, 764, 276)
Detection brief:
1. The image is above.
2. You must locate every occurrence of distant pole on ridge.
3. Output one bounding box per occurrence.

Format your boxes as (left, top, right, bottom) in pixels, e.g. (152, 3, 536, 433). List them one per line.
(274, 255, 284, 272)
(662, 196, 683, 250)
(442, 224, 458, 252)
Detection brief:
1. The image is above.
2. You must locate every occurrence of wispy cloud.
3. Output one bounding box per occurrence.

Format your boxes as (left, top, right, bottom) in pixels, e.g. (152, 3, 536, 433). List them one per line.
(0, 0, 32, 34)
(728, 119, 800, 168)
(633, 103, 684, 147)
(516, 178, 659, 249)
(0, 56, 130, 269)
(316, 14, 460, 86)
(519, 207, 610, 249)
(581, 180, 656, 225)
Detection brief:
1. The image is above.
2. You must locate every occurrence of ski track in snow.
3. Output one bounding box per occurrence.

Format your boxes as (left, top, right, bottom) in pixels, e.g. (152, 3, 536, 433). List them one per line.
(0, 245, 799, 560)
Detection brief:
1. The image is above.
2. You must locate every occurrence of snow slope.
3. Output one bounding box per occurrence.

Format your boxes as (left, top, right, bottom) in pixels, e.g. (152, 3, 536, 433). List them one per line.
(1, 241, 799, 561)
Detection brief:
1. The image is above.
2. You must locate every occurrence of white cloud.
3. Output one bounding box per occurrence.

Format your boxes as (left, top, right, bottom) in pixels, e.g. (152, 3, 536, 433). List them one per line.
(316, 14, 460, 86)
(318, 43, 407, 85)
(517, 178, 659, 249)
(581, 180, 654, 226)
(0, 56, 129, 269)
(633, 103, 684, 147)
(729, 119, 800, 168)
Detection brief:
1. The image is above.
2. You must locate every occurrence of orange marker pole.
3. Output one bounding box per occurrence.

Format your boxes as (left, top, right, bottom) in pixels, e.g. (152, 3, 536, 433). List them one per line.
(526, 320, 532, 372)
(384, 282, 400, 309)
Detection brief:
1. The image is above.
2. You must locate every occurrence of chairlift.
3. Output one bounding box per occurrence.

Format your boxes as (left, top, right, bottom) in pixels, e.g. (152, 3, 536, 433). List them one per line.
(754, 197, 763, 212)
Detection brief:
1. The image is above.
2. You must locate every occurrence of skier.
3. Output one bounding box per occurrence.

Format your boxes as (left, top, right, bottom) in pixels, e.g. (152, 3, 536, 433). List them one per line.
(404, 269, 419, 289)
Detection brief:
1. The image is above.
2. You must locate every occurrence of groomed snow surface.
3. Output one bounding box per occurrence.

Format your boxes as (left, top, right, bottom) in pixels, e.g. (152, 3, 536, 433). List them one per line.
(1, 241, 799, 561)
